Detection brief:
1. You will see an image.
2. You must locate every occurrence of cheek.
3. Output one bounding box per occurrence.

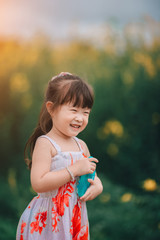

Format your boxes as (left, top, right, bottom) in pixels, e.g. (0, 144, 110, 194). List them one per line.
(84, 117, 89, 126)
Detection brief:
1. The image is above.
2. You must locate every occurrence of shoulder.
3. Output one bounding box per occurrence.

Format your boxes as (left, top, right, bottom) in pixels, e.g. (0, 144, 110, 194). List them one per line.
(78, 138, 90, 157)
(35, 136, 51, 148)
(34, 136, 56, 158)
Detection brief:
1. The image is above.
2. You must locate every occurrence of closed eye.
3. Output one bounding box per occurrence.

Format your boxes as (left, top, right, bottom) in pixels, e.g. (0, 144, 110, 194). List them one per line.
(84, 111, 90, 115)
(71, 108, 77, 112)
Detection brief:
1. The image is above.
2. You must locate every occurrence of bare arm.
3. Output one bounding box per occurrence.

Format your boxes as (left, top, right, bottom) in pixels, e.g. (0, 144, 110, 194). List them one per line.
(31, 138, 73, 192)
(31, 138, 98, 193)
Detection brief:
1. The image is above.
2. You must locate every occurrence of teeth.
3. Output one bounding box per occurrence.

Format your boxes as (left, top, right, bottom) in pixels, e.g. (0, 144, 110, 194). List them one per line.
(71, 124, 80, 128)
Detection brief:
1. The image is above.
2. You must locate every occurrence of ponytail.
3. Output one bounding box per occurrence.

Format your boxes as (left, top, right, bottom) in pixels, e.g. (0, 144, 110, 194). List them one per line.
(24, 103, 52, 169)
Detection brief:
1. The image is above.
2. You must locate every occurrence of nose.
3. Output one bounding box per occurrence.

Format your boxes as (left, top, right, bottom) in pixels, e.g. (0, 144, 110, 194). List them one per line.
(75, 113, 83, 122)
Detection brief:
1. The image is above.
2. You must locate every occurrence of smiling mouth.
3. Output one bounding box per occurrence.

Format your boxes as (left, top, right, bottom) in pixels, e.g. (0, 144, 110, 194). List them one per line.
(70, 124, 81, 129)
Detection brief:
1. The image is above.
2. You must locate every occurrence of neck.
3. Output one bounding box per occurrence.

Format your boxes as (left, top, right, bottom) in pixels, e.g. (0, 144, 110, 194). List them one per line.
(47, 129, 80, 152)
(48, 128, 72, 141)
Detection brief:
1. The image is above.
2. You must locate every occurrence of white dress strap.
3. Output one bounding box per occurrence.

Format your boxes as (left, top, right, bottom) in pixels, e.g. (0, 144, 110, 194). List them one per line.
(74, 137, 83, 152)
(39, 135, 61, 153)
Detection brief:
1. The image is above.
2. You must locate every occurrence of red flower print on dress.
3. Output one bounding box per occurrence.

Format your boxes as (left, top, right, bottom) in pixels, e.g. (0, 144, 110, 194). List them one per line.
(51, 180, 76, 232)
(30, 211, 47, 235)
(20, 220, 26, 240)
(70, 200, 82, 237)
(70, 200, 89, 240)
(76, 225, 89, 240)
(51, 206, 60, 232)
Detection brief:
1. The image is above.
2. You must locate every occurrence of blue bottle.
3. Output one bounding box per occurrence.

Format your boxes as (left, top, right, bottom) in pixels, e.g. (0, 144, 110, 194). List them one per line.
(77, 156, 96, 197)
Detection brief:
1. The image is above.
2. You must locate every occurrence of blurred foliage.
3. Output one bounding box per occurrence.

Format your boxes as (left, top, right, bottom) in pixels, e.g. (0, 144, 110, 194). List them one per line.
(0, 20, 160, 239)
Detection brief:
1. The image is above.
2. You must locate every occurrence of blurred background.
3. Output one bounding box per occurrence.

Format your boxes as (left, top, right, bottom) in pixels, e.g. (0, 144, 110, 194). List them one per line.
(0, 0, 160, 239)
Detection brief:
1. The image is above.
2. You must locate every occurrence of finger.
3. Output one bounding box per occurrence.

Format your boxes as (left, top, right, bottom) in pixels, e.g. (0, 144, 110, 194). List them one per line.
(87, 179, 94, 185)
(91, 162, 96, 167)
(90, 158, 99, 163)
(88, 157, 99, 163)
(91, 163, 96, 169)
(84, 193, 92, 201)
(80, 189, 90, 201)
(89, 169, 95, 174)
(80, 192, 91, 202)
(80, 193, 88, 201)
(91, 164, 96, 171)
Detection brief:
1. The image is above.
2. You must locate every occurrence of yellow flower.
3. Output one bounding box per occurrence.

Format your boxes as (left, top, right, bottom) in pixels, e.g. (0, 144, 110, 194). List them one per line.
(142, 179, 157, 191)
(103, 120, 124, 137)
(121, 193, 132, 202)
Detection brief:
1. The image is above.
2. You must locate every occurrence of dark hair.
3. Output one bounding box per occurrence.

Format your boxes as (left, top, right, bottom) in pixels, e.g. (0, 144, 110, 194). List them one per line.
(25, 73, 94, 169)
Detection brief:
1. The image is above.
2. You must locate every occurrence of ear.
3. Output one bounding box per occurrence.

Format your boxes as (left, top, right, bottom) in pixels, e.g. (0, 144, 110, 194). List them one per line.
(46, 101, 54, 115)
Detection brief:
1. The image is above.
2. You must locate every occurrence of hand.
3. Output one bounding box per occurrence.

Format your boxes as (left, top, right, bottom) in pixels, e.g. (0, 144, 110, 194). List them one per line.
(70, 157, 98, 177)
(80, 176, 103, 202)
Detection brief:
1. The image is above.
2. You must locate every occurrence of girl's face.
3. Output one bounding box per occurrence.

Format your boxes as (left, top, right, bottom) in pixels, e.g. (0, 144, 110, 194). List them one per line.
(50, 103, 91, 138)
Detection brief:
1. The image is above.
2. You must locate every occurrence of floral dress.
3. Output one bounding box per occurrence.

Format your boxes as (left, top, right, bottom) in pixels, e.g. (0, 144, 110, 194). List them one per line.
(16, 135, 89, 240)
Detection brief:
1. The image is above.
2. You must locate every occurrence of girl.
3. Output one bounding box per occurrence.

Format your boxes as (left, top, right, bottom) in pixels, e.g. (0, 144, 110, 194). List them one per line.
(16, 72, 103, 240)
